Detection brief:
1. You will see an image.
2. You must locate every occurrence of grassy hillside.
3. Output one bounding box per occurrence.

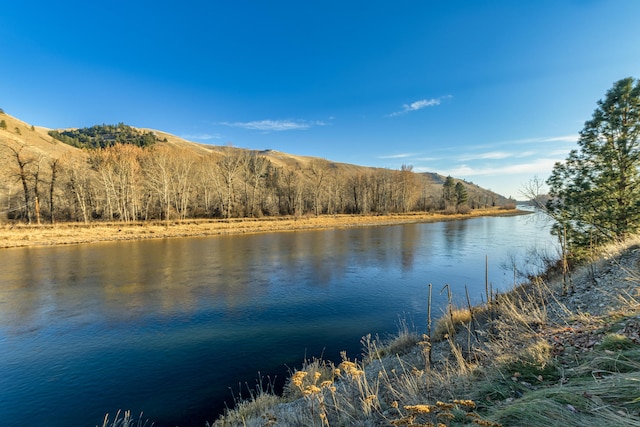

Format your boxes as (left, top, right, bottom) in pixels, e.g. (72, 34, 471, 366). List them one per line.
(0, 112, 389, 178)
(0, 110, 511, 224)
(0, 111, 499, 193)
(0, 112, 80, 164)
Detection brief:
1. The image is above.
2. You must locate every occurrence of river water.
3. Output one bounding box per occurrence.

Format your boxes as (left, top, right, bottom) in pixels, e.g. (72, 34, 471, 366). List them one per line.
(0, 211, 555, 426)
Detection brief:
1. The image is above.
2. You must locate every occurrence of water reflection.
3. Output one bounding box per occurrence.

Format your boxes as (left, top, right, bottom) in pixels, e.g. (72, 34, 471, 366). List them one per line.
(0, 213, 556, 427)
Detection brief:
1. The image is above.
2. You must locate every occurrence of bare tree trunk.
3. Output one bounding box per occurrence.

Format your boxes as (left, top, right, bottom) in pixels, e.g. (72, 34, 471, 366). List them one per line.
(246, 153, 269, 217)
(32, 158, 43, 225)
(309, 160, 329, 216)
(142, 146, 173, 221)
(48, 157, 60, 224)
(171, 149, 195, 219)
(217, 145, 248, 218)
(19, 163, 31, 223)
(4, 143, 34, 224)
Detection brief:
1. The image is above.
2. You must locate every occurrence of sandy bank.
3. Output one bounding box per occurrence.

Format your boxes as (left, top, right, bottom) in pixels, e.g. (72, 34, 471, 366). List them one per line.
(0, 208, 525, 249)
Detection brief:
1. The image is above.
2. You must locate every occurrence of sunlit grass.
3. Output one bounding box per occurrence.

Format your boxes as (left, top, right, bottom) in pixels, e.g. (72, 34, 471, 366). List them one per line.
(432, 306, 473, 341)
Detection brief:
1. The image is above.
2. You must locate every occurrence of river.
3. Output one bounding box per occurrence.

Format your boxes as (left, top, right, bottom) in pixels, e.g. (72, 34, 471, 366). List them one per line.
(0, 211, 556, 426)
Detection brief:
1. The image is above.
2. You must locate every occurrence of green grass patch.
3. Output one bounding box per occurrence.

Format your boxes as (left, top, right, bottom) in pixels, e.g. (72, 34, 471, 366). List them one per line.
(598, 333, 636, 351)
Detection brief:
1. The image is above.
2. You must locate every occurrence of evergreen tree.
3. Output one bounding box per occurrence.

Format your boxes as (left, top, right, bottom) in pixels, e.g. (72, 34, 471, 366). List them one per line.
(455, 182, 468, 207)
(48, 123, 157, 149)
(547, 77, 640, 246)
(0, 119, 6, 130)
(442, 175, 456, 208)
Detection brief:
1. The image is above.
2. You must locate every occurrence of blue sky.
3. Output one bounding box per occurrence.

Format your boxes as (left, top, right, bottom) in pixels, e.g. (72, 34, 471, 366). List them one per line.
(2, 1, 640, 198)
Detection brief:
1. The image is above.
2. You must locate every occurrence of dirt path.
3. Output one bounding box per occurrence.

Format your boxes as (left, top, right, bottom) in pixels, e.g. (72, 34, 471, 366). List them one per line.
(0, 208, 524, 249)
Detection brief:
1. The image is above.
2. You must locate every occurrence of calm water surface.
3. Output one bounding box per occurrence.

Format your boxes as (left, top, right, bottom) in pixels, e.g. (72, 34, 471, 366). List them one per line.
(0, 212, 555, 426)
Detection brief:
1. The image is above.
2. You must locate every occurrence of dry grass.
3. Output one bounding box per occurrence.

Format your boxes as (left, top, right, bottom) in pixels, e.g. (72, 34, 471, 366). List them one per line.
(100, 410, 151, 427)
(0, 208, 521, 249)
(210, 391, 282, 427)
(432, 306, 474, 341)
(362, 317, 422, 363)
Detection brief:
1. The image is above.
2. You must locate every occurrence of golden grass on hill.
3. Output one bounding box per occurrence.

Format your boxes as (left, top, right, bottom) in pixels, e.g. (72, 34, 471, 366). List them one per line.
(0, 208, 523, 249)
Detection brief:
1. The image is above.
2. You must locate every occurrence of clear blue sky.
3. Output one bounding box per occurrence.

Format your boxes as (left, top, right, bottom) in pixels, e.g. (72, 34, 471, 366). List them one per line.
(2, 1, 639, 198)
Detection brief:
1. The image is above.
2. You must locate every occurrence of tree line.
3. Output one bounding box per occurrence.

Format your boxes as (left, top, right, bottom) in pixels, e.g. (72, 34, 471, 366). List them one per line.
(0, 142, 508, 225)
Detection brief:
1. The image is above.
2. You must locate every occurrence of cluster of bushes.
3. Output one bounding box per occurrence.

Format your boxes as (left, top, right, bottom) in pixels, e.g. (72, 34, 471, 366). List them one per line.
(48, 123, 158, 149)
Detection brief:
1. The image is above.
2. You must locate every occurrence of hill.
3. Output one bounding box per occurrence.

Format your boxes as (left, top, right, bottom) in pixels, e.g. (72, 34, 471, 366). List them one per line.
(0, 110, 511, 224)
(0, 112, 80, 166)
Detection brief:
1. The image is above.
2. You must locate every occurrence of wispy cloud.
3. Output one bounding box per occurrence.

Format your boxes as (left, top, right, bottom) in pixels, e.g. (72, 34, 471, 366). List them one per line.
(406, 135, 577, 196)
(456, 150, 542, 162)
(182, 133, 221, 141)
(388, 95, 451, 117)
(378, 153, 417, 159)
(419, 134, 577, 162)
(443, 135, 579, 153)
(443, 158, 560, 177)
(549, 148, 572, 156)
(541, 135, 579, 143)
(458, 151, 513, 161)
(218, 119, 326, 132)
(509, 134, 579, 145)
(516, 151, 536, 158)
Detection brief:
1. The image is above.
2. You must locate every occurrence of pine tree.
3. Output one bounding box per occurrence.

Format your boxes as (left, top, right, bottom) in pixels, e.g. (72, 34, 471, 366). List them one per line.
(442, 175, 456, 209)
(547, 77, 640, 246)
(455, 182, 468, 208)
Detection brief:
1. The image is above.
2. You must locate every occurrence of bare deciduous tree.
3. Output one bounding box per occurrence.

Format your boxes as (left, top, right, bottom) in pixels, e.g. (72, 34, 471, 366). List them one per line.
(3, 142, 36, 223)
(308, 159, 331, 216)
(217, 145, 248, 218)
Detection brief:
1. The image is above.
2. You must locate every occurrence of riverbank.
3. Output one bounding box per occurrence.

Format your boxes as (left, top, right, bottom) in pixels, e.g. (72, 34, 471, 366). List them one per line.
(211, 237, 640, 427)
(0, 208, 523, 249)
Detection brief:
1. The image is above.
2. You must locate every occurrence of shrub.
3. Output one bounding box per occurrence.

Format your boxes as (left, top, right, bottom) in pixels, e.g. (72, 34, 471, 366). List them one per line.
(443, 206, 458, 215)
(457, 205, 471, 214)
